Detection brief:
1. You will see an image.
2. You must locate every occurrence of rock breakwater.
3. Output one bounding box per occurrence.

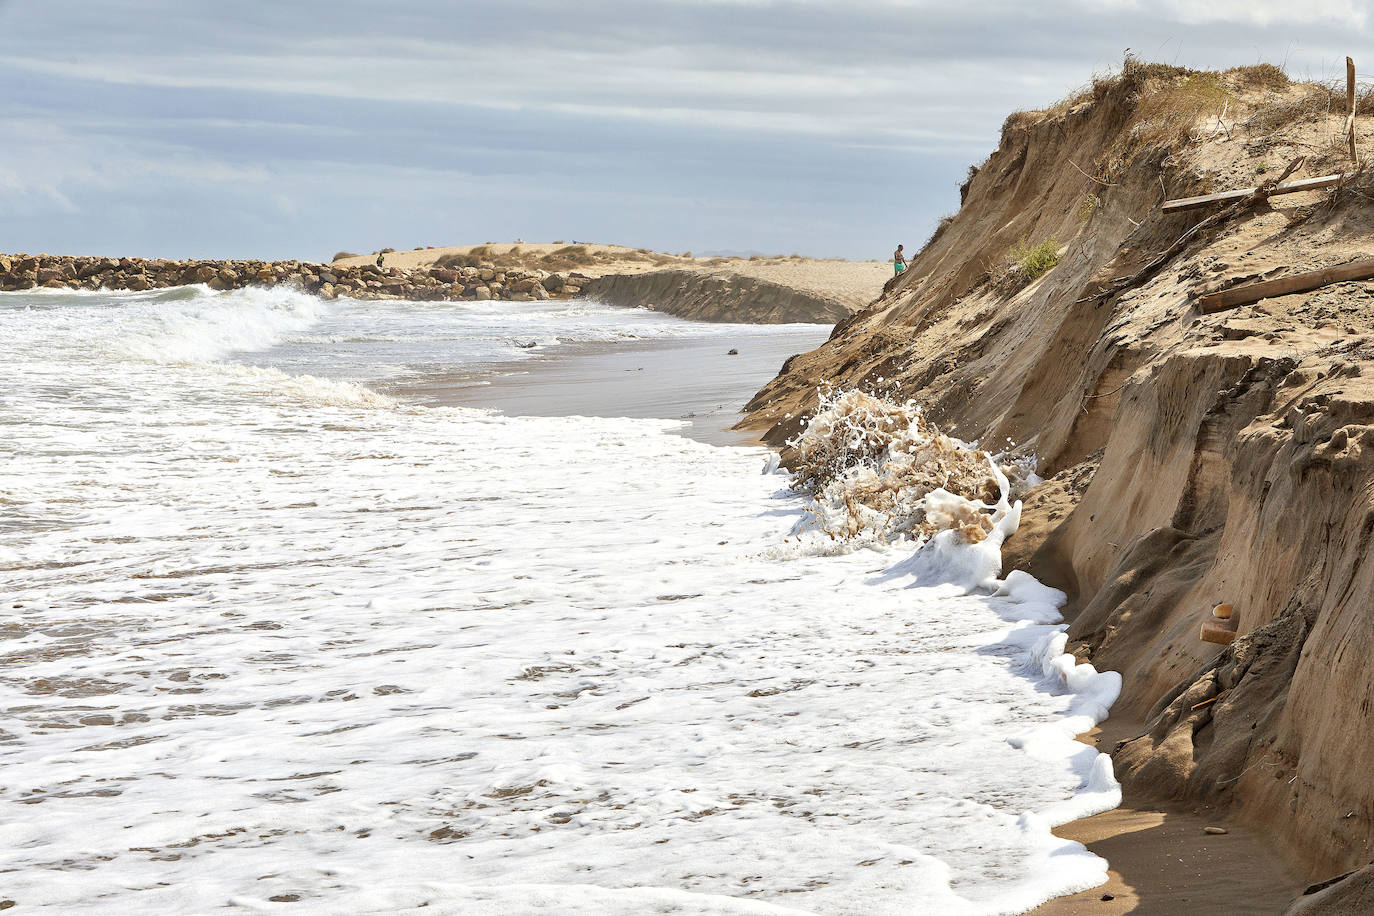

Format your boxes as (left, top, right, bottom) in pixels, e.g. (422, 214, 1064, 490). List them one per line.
(0, 253, 587, 303)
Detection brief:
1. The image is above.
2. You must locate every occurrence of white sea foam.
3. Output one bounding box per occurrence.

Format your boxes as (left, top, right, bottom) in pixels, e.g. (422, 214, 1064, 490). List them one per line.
(0, 288, 1119, 914)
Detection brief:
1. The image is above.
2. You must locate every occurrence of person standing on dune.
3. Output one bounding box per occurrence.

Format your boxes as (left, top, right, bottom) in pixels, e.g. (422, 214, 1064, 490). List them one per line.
(893, 244, 906, 275)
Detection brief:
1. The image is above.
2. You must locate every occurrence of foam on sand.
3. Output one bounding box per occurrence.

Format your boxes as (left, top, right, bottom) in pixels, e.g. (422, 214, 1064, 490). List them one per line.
(1, 288, 1118, 914)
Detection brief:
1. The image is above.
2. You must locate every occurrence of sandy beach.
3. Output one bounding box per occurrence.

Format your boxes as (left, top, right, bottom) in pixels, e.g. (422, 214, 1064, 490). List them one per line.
(335, 243, 892, 311)
(1035, 717, 1302, 915)
(391, 323, 830, 447)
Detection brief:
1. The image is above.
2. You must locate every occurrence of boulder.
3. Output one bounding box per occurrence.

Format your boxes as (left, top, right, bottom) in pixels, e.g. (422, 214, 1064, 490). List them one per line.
(319, 271, 338, 285)
(127, 275, 152, 291)
(0, 256, 10, 273)
(563, 284, 582, 295)
(35, 267, 63, 284)
(479, 268, 496, 281)
(217, 268, 237, 285)
(474, 286, 493, 301)
(433, 268, 458, 283)
(510, 292, 534, 302)
(532, 284, 550, 300)
(542, 273, 566, 291)
(77, 258, 117, 279)
(17, 256, 39, 273)
(318, 282, 337, 300)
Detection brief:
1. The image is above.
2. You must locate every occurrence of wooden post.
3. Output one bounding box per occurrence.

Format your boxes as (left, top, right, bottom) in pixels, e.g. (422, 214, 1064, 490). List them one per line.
(1347, 57, 1358, 166)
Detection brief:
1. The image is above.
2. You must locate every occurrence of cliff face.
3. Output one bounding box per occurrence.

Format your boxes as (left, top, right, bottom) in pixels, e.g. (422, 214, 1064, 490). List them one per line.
(742, 63, 1374, 887)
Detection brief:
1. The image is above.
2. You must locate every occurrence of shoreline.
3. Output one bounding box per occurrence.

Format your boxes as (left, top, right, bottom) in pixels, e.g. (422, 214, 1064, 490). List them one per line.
(1033, 716, 1302, 915)
(389, 326, 828, 448)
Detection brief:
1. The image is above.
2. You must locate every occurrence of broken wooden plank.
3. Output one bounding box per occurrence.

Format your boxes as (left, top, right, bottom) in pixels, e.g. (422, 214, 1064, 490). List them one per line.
(1197, 257, 1374, 314)
(1163, 174, 1345, 213)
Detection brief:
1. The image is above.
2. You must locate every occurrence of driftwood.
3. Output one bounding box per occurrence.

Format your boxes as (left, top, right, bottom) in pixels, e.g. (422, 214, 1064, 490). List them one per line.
(1079, 158, 1307, 307)
(1196, 256, 1374, 314)
(1162, 174, 1344, 213)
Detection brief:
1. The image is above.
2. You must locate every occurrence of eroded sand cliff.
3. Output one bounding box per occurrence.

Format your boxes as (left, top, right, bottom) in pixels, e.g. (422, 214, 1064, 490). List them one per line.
(741, 60, 1374, 906)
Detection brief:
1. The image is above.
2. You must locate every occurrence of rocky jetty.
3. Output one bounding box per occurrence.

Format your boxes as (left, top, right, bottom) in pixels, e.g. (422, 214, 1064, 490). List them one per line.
(0, 252, 587, 302)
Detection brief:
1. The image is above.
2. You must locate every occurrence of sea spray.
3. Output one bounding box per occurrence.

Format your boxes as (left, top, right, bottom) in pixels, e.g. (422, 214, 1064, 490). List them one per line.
(788, 388, 1035, 545)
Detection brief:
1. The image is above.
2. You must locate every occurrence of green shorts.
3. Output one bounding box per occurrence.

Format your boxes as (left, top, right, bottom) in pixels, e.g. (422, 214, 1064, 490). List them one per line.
(893, 261, 905, 274)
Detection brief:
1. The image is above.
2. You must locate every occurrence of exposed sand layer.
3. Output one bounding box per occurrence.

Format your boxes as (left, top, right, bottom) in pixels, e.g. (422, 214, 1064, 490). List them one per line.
(581, 269, 851, 323)
(740, 61, 1374, 911)
(336, 243, 890, 319)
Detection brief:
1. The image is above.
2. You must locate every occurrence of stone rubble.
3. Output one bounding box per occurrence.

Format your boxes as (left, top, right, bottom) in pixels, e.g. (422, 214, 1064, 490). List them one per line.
(0, 253, 588, 303)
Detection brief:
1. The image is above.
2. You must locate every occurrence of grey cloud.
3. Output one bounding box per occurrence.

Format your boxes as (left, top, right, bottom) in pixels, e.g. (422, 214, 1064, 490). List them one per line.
(0, 0, 1369, 261)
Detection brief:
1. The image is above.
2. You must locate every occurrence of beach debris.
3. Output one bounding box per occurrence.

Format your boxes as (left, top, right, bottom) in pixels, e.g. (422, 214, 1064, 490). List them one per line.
(788, 388, 1029, 542)
(727, 348, 739, 355)
(1200, 614, 1239, 645)
(1213, 603, 1234, 619)
(1197, 257, 1374, 314)
(1162, 174, 1345, 213)
(1204, 826, 1229, 835)
(1100, 893, 1115, 901)
(1081, 158, 1307, 307)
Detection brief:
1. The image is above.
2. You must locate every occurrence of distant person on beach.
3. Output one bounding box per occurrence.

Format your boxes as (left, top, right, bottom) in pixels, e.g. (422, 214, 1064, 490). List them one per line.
(375, 252, 385, 268)
(893, 245, 906, 275)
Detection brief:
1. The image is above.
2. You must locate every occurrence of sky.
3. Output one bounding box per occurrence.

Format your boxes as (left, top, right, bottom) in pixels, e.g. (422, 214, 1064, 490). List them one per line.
(1, 1, 1370, 262)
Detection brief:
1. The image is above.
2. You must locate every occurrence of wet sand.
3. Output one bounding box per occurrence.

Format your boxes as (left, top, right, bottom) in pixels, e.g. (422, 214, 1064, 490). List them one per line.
(392, 329, 829, 447)
(1034, 717, 1302, 915)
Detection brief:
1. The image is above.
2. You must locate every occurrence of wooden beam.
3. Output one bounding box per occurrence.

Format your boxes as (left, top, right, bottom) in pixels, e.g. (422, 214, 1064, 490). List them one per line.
(1162, 174, 1345, 213)
(1347, 57, 1359, 166)
(1197, 257, 1374, 313)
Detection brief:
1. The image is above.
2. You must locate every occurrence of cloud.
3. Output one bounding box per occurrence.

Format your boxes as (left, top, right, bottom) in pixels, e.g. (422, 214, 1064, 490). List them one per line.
(0, 0, 1370, 260)
(1086, 0, 1368, 28)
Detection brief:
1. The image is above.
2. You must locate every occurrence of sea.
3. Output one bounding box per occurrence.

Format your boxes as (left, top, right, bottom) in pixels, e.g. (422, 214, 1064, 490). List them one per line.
(0, 285, 1121, 914)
